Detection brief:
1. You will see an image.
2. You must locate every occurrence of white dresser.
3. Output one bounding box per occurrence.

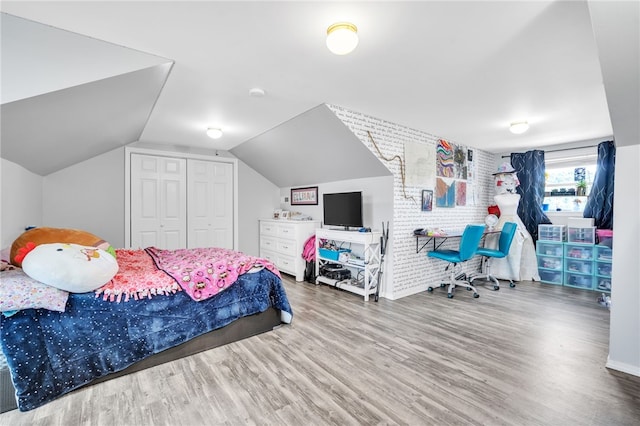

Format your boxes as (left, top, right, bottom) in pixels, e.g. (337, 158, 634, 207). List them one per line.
(259, 219, 321, 281)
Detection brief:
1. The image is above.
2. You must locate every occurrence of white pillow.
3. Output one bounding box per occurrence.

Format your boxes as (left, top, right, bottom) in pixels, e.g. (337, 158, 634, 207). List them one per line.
(22, 243, 119, 293)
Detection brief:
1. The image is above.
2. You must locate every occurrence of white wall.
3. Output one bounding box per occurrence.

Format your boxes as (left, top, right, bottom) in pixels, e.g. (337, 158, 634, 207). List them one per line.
(237, 159, 281, 256)
(606, 143, 640, 375)
(0, 158, 43, 249)
(43, 147, 125, 248)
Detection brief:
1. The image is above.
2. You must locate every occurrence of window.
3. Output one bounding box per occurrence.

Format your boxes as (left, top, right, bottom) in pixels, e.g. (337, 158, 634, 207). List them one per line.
(543, 146, 597, 213)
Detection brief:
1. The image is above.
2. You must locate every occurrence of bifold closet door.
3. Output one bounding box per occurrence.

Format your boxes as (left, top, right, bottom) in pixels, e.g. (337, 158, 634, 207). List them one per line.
(130, 154, 187, 249)
(187, 159, 234, 249)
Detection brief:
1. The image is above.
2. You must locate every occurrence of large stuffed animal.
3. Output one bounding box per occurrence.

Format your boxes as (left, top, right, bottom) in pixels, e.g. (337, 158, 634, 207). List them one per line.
(10, 227, 115, 267)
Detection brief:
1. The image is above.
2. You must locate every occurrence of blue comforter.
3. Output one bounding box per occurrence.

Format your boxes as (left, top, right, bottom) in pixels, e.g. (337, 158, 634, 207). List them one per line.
(0, 268, 291, 411)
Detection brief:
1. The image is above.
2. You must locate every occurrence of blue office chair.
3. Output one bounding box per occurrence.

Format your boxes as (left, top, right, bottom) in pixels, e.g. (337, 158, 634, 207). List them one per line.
(469, 222, 518, 290)
(427, 224, 486, 299)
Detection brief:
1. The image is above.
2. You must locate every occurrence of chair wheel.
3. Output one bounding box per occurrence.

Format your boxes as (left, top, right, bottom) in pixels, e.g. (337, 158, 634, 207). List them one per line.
(466, 287, 472, 291)
(440, 283, 446, 288)
(447, 293, 454, 298)
(427, 287, 433, 292)
(473, 293, 480, 298)
(493, 285, 500, 291)
(510, 283, 516, 288)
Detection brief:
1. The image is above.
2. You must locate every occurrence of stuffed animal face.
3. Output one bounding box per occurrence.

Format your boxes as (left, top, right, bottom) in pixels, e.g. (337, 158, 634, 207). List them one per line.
(21, 243, 119, 293)
(10, 227, 114, 267)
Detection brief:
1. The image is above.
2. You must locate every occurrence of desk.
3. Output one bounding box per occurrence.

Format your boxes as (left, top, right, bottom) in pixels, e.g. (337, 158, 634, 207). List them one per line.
(415, 230, 499, 254)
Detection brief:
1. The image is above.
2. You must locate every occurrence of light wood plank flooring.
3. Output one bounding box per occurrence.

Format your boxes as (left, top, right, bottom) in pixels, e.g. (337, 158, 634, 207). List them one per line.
(1, 276, 639, 425)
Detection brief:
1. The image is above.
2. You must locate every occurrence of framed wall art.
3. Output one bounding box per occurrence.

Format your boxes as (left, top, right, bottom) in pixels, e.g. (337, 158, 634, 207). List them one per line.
(291, 186, 318, 205)
(421, 189, 433, 212)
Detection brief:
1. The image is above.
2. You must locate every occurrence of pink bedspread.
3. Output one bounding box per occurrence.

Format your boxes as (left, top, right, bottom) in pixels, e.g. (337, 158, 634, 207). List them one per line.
(95, 249, 180, 302)
(145, 247, 281, 301)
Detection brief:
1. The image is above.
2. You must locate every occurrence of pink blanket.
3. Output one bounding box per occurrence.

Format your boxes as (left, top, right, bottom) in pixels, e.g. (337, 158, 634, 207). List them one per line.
(145, 247, 280, 301)
(95, 249, 181, 302)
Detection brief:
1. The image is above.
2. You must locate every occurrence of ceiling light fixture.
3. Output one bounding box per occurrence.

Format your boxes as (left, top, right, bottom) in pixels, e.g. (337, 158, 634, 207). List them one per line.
(206, 127, 223, 139)
(326, 22, 359, 55)
(509, 121, 530, 134)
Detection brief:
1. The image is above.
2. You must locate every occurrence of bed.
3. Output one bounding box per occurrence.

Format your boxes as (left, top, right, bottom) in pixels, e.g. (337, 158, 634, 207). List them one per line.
(0, 246, 292, 412)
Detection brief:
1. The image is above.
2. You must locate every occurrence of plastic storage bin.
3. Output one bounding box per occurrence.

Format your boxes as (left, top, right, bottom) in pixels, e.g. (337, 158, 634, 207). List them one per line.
(596, 229, 613, 246)
(595, 244, 612, 293)
(568, 226, 596, 244)
(318, 248, 350, 261)
(537, 241, 564, 257)
(538, 225, 566, 242)
(595, 245, 613, 261)
(565, 258, 593, 275)
(595, 277, 612, 292)
(564, 271, 594, 289)
(564, 243, 594, 260)
(539, 270, 563, 285)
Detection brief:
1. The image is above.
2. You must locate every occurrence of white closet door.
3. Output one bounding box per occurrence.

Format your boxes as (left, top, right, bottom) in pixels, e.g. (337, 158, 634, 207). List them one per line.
(130, 154, 187, 249)
(187, 159, 234, 249)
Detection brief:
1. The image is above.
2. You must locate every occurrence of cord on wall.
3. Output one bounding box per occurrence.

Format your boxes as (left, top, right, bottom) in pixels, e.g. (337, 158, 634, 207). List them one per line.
(366, 131, 415, 204)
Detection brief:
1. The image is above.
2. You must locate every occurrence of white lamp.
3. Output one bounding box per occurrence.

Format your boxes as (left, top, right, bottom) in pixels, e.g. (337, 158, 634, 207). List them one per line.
(326, 22, 359, 55)
(509, 121, 529, 134)
(206, 127, 223, 139)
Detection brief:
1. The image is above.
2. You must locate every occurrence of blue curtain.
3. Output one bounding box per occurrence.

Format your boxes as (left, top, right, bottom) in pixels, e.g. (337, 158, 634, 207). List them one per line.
(511, 150, 551, 241)
(583, 141, 615, 229)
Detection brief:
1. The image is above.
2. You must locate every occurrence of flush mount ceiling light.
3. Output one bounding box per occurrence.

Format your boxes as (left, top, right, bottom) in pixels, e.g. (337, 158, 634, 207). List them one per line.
(326, 22, 358, 55)
(206, 127, 223, 139)
(509, 121, 530, 134)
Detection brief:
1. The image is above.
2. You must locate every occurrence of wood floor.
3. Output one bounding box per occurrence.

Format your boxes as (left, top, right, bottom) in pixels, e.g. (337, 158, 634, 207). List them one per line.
(1, 276, 639, 426)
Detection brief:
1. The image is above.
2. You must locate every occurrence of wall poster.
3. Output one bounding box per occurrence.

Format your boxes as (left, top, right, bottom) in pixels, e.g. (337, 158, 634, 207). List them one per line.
(435, 177, 455, 207)
(405, 140, 436, 187)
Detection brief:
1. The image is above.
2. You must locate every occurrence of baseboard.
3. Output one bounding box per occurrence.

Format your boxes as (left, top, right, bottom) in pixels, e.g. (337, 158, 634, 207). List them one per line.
(606, 356, 640, 377)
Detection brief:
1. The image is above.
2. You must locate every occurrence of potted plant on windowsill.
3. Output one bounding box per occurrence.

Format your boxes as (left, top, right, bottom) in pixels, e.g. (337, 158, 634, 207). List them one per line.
(576, 180, 587, 197)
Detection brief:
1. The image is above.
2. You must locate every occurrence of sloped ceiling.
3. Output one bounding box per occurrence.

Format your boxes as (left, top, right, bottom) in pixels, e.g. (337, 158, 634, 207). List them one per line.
(230, 104, 391, 188)
(0, 13, 173, 176)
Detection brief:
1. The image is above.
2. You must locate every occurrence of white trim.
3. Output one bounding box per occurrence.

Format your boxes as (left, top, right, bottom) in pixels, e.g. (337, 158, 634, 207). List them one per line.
(606, 356, 640, 377)
(124, 146, 239, 250)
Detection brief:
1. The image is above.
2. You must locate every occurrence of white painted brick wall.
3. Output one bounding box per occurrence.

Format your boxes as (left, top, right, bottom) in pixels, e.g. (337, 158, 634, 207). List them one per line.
(328, 104, 497, 299)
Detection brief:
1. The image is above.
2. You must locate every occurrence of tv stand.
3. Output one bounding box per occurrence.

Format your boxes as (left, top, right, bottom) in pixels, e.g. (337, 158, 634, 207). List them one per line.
(315, 228, 381, 301)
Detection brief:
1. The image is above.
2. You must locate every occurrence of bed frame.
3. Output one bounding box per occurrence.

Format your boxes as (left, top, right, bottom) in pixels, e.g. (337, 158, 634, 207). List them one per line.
(0, 307, 281, 413)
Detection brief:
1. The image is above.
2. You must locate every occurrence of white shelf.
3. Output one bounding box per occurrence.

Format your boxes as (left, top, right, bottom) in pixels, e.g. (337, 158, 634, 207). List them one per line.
(315, 228, 382, 301)
(316, 275, 377, 297)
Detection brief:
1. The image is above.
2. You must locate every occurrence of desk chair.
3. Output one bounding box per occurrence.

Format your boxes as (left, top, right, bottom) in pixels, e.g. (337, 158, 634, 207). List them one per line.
(427, 224, 486, 299)
(469, 222, 518, 290)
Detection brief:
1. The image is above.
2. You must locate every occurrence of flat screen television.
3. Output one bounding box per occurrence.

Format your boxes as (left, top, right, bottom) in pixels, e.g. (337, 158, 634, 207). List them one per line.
(323, 191, 363, 230)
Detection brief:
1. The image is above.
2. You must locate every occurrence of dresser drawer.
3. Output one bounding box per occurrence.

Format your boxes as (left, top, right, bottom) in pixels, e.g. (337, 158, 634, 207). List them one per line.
(260, 236, 277, 251)
(277, 239, 297, 256)
(260, 249, 277, 264)
(277, 224, 296, 239)
(277, 255, 296, 274)
(260, 222, 277, 236)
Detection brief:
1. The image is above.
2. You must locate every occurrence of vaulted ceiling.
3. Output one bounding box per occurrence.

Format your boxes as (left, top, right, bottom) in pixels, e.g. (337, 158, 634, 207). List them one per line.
(2, 1, 636, 182)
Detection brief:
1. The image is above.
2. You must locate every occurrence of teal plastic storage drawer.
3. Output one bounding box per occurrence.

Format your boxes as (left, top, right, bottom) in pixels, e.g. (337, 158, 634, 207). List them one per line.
(565, 258, 594, 275)
(564, 243, 594, 260)
(537, 241, 564, 257)
(539, 270, 563, 285)
(564, 271, 594, 290)
(595, 277, 612, 292)
(595, 245, 612, 261)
